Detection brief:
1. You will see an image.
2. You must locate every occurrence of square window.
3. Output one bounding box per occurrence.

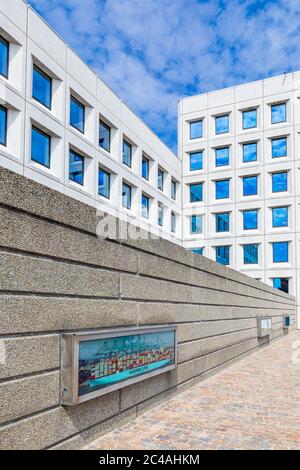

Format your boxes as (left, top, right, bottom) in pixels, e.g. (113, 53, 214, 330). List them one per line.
(99, 120, 111, 152)
(243, 175, 258, 196)
(158, 168, 164, 191)
(216, 245, 230, 265)
(243, 142, 257, 163)
(273, 277, 289, 293)
(0, 35, 9, 78)
(192, 248, 204, 255)
(272, 206, 288, 227)
(142, 156, 149, 180)
(190, 183, 203, 202)
(189, 151, 203, 171)
(122, 140, 132, 167)
(171, 212, 176, 233)
(243, 244, 258, 264)
(215, 147, 229, 167)
(271, 103, 286, 124)
(273, 241, 289, 263)
(216, 212, 230, 232)
(98, 167, 110, 198)
(142, 194, 149, 219)
(0, 105, 7, 146)
(243, 109, 257, 129)
(216, 179, 229, 199)
(158, 204, 164, 226)
(31, 126, 51, 168)
(70, 96, 85, 133)
(272, 137, 287, 158)
(190, 215, 202, 234)
(69, 149, 84, 186)
(215, 114, 229, 134)
(32, 64, 52, 109)
(243, 209, 258, 230)
(190, 120, 202, 139)
(272, 172, 287, 193)
(122, 182, 132, 210)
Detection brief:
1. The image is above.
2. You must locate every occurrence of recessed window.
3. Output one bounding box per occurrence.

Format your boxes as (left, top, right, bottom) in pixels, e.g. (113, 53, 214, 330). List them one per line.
(215, 147, 229, 167)
(189, 151, 203, 171)
(272, 171, 287, 193)
(158, 168, 164, 191)
(243, 109, 257, 129)
(70, 96, 85, 133)
(272, 137, 287, 158)
(243, 244, 258, 264)
(190, 215, 202, 234)
(0, 105, 7, 146)
(142, 155, 149, 180)
(0, 35, 9, 79)
(190, 120, 203, 139)
(171, 179, 177, 200)
(243, 209, 258, 230)
(32, 64, 52, 109)
(98, 167, 110, 199)
(141, 194, 149, 219)
(216, 212, 230, 232)
(69, 149, 84, 186)
(273, 277, 289, 294)
(216, 246, 230, 265)
(215, 114, 229, 135)
(271, 103, 286, 124)
(192, 248, 204, 255)
(190, 183, 203, 202)
(272, 206, 288, 228)
(243, 175, 258, 196)
(216, 179, 229, 199)
(171, 211, 176, 233)
(99, 120, 111, 152)
(272, 241, 289, 263)
(123, 140, 132, 168)
(31, 126, 51, 168)
(158, 204, 164, 226)
(122, 182, 131, 210)
(243, 142, 257, 163)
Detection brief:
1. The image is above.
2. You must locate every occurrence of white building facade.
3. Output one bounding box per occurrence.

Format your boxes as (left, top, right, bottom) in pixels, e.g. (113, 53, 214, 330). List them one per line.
(0, 0, 182, 244)
(179, 73, 300, 326)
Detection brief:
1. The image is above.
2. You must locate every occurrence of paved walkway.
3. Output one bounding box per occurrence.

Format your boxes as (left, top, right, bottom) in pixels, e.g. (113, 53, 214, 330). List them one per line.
(85, 331, 300, 450)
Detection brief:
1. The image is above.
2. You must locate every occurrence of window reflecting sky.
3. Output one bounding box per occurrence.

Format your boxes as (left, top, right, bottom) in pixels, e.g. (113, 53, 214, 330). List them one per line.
(272, 137, 287, 158)
(215, 147, 229, 167)
(271, 103, 286, 124)
(243, 109, 257, 129)
(215, 115, 229, 134)
(243, 142, 257, 162)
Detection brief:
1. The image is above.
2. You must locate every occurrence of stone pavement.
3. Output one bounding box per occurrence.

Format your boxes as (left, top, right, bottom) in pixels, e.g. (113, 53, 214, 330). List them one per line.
(84, 331, 300, 450)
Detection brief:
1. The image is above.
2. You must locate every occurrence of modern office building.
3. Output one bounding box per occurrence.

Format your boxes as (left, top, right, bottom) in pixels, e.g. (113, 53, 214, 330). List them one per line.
(179, 73, 300, 325)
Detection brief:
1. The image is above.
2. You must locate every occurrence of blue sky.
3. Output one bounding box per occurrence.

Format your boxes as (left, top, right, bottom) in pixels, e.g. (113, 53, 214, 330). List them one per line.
(28, 0, 300, 153)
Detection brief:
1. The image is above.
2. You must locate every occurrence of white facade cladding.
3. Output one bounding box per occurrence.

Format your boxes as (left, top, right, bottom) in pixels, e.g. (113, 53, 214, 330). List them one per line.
(179, 73, 300, 327)
(0, 0, 182, 243)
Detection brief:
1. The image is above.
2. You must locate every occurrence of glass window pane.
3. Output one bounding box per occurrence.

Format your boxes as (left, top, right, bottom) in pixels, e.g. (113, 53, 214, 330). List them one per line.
(189, 151, 203, 171)
(190, 120, 202, 139)
(191, 215, 202, 234)
(158, 205, 164, 226)
(99, 120, 111, 152)
(215, 115, 229, 134)
(0, 35, 9, 78)
(243, 109, 257, 129)
(215, 147, 229, 167)
(142, 156, 149, 180)
(273, 241, 289, 263)
(243, 142, 257, 163)
(171, 212, 176, 233)
(141, 194, 149, 219)
(98, 167, 110, 198)
(190, 183, 203, 202)
(216, 246, 230, 265)
(70, 96, 85, 133)
(216, 212, 230, 232)
(216, 179, 229, 199)
(272, 207, 288, 227)
(122, 140, 132, 167)
(0, 105, 7, 146)
(271, 103, 286, 124)
(272, 137, 287, 158)
(243, 209, 258, 230)
(243, 175, 258, 196)
(244, 244, 258, 264)
(32, 65, 52, 109)
(272, 172, 287, 193)
(273, 277, 289, 293)
(171, 180, 177, 200)
(192, 248, 204, 255)
(122, 183, 131, 209)
(69, 149, 84, 186)
(31, 126, 50, 168)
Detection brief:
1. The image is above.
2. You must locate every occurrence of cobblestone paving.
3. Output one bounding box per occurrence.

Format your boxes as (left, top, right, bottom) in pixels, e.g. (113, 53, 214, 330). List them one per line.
(85, 331, 300, 450)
